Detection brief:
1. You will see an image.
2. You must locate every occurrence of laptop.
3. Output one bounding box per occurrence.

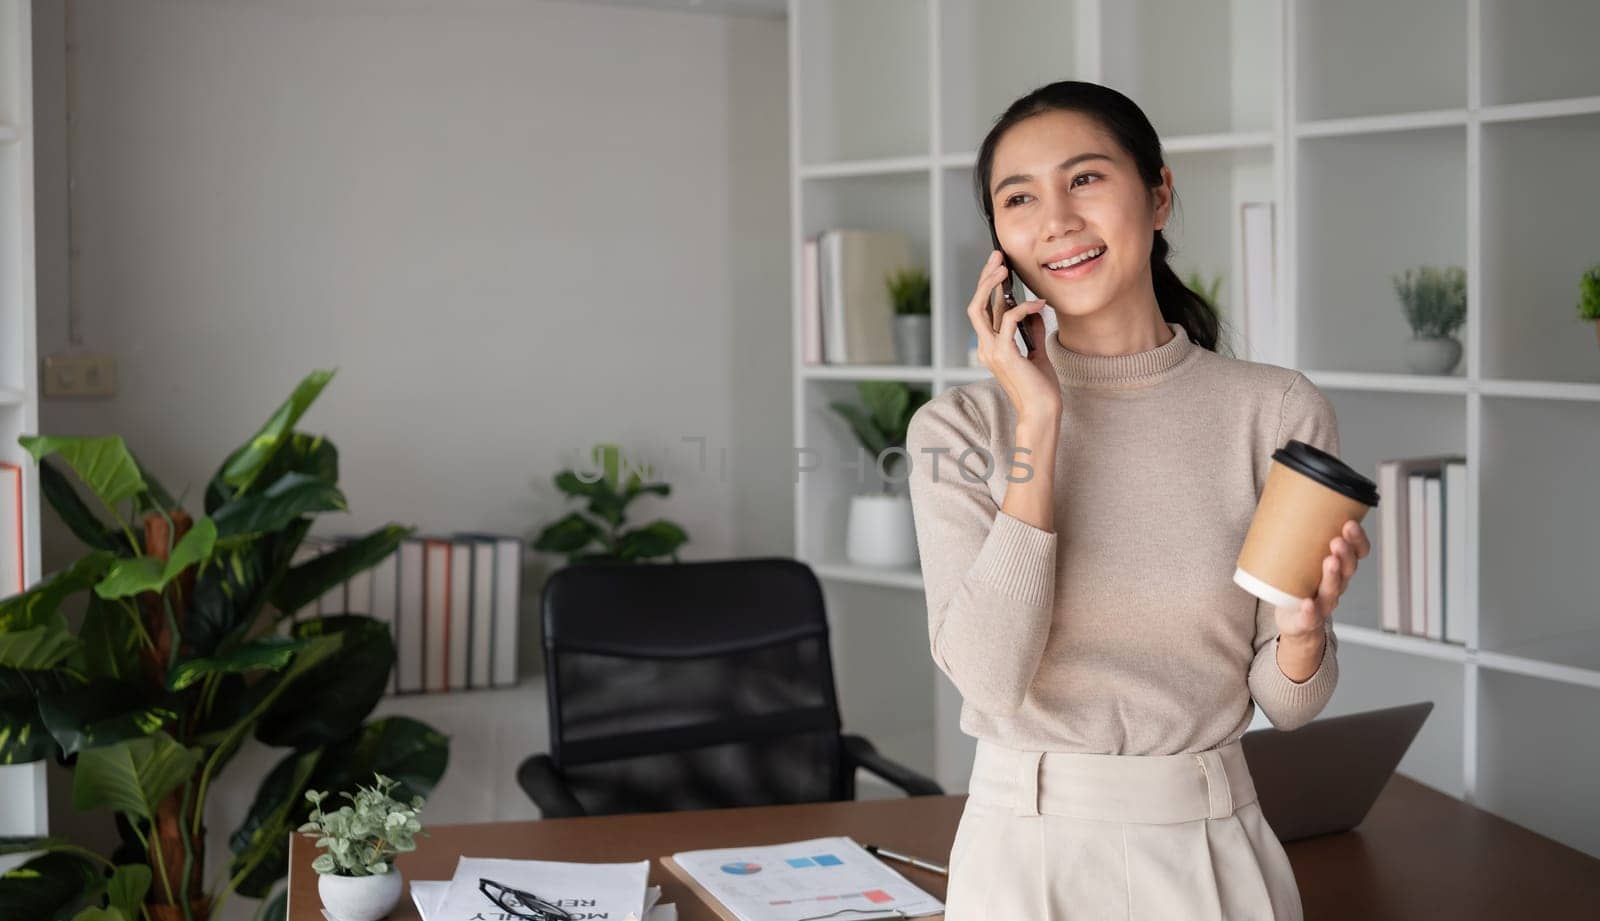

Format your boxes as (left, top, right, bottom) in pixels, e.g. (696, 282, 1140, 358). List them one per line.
(1240, 701, 1433, 843)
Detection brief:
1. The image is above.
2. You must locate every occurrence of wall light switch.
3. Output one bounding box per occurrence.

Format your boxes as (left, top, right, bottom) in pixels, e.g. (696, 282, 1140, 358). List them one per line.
(42, 353, 118, 399)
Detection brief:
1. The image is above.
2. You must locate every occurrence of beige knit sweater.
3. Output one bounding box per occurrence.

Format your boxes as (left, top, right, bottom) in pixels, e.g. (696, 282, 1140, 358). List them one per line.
(905, 320, 1341, 755)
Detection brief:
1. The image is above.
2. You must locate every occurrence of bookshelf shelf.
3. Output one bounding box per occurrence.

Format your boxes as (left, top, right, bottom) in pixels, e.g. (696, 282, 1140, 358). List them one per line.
(1479, 379, 1600, 402)
(1479, 95, 1600, 125)
(807, 559, 924, 592)
(1293, 109, 1470, 138)
(1302, 370, 1473, 396)
(792, 0, 1600, 856)
(798, 156, 932, 180)
(799, 364, 936, 382)
(1337, 622, 1470, 664)
(0, 124, 16, 144)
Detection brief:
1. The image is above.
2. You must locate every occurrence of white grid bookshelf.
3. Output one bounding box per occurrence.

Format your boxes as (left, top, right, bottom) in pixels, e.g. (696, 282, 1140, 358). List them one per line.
(789, 0, 1600, 859)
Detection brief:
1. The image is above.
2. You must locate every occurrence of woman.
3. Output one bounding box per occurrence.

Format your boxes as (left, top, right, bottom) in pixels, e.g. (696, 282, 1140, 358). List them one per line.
(904, 81, 1371, 920)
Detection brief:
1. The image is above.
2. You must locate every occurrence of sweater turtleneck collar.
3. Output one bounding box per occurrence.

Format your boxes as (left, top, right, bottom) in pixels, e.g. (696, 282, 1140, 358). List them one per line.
(1044, 319, 1198, 390)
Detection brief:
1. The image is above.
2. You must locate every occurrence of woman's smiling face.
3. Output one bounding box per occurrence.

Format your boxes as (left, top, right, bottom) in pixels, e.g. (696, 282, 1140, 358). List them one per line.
(988, 109, 1173, 320)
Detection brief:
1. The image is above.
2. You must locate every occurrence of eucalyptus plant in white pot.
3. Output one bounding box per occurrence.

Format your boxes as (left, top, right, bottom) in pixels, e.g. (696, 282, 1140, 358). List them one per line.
(829, 381, 931, 568)
(1393, 265, 1467, 374)
(298, 773, 427, 921)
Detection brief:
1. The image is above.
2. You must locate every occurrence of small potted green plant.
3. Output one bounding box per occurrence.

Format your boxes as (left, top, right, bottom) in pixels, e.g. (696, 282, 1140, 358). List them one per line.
(532, 442, 689, 565)
(1578, 263, 1600, 350)
(298, 773, 426, 921)
(887, 267, 932, 366)
(1392, 265, 1466, 374)
(828, 381, 931, 568)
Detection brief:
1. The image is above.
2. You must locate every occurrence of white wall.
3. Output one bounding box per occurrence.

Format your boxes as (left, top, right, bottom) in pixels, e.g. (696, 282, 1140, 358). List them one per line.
(31, 0, 793, 914)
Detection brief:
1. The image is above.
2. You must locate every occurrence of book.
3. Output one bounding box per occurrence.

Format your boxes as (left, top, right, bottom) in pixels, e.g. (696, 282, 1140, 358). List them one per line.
(1409, 473, 1427, 637)
(820, 229, 912, 365)
(1424, 473, 1444, 641)
(492, 536, 522, 687)
(448, 539, 472, 691)
(662, 836, 943, 921)
(802, 235, 821, 364)
(468, 538, 495, 690)
(1444, 460, 1470, 646)
(423, 539, 452, 693)
(0, 462, 22, 598)
(396, 539, 426, 693)
(369, 548, 400, 694)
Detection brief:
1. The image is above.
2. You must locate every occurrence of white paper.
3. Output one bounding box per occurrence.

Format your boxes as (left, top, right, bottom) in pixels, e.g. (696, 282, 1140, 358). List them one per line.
(412, 880, 673, 921)
(424, 857, 651, 921)
(670, 836, 942, 921)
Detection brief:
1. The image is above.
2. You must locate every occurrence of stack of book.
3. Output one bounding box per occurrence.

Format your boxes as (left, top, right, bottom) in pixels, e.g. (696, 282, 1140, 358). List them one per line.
(291, 533, 524, 694)
(801, 229, 914, 365)
(1376, 455, 1470, 645)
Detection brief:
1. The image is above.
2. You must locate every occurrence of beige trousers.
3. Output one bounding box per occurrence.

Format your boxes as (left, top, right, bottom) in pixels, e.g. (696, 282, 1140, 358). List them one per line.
(943, 738, 1303, 921)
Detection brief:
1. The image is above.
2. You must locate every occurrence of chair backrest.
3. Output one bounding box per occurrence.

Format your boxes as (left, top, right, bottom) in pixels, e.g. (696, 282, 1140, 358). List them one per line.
(540, 557, 846, 815)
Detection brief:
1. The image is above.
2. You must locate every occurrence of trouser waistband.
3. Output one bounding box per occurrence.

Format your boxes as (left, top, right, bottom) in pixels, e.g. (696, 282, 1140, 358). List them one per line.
(967, 738, 1259, 824)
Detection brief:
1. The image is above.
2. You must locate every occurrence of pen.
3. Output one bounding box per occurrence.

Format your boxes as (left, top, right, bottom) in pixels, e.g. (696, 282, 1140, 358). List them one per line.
(864, 844, 948, 876)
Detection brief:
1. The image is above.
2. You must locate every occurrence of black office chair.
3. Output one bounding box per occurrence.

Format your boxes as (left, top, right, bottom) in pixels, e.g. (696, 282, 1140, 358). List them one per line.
(516, 557, 944, 817)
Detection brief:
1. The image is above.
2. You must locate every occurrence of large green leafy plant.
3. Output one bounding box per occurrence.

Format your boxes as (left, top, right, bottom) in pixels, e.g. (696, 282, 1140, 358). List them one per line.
(0, 370, 449, 921)
(532, 443, 689, 565)
(829, 381, 931, 496)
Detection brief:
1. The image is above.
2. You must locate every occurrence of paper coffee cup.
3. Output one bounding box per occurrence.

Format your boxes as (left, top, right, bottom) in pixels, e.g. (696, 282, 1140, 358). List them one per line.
(1234, 439, 1380, 608)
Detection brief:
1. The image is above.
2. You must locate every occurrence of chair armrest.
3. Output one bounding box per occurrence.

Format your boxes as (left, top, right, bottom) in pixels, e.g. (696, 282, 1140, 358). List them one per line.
(841, 734, 944, 797)
(515, 753, 588, 818)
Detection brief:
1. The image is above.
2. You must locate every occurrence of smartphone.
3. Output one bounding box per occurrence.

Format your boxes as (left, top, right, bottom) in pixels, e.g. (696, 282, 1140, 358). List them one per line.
(986, 219, 1037, 354)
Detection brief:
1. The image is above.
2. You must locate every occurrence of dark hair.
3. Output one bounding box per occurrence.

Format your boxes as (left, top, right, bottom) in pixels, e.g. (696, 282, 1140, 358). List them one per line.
(973, 80, 1226, 354)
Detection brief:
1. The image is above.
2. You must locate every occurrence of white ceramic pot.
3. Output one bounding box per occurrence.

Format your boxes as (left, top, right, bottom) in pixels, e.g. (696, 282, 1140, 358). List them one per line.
(1404, 334, 1462, 374)
(319, 871, 403, 921)
(846, 493, 918, 568)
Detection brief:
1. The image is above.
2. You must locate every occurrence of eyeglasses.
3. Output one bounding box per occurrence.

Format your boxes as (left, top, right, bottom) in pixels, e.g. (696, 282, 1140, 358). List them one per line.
(478, 878, 575, 921)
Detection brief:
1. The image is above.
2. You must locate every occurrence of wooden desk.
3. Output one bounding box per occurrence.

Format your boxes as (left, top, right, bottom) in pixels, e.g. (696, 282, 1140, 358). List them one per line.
(288, 774, 1600, 920)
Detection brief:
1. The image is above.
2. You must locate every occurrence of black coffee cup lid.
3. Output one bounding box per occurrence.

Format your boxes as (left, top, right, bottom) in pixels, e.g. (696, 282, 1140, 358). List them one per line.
(1272, 439, 1380, 507)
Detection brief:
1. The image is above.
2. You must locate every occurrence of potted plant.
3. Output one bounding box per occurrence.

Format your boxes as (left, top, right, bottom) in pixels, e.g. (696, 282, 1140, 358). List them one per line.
(1578, 263, 1600, 350)
(887, 267, 931, 366)
(1183, 269, 1224, 312)
(0, 369, 449, 921)
(532, 442, 689, 565)
(298, 773, 425, 921)
(828, 381, 931, 568)
(1392, 265, 1467, 374)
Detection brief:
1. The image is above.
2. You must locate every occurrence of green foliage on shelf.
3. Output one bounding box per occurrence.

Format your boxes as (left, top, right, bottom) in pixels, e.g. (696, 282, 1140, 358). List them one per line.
(829, 381, 931, 494)
(0, 369, 447, 921)
(1392, 265, 1467, 337)
(532, 443, 689, 565)
(1578, 264, 1600, 321)
(298, 772, 426, 877)
(1182, 269, 1224, 313)
(886, 267, 931, 316)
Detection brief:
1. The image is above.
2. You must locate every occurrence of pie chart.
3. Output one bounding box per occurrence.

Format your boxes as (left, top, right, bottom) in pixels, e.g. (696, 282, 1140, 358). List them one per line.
(721, 862, 762, 876)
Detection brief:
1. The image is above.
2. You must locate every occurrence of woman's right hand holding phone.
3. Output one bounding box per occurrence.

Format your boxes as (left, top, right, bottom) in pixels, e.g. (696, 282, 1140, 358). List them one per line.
(969, 250, 1062, 426)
